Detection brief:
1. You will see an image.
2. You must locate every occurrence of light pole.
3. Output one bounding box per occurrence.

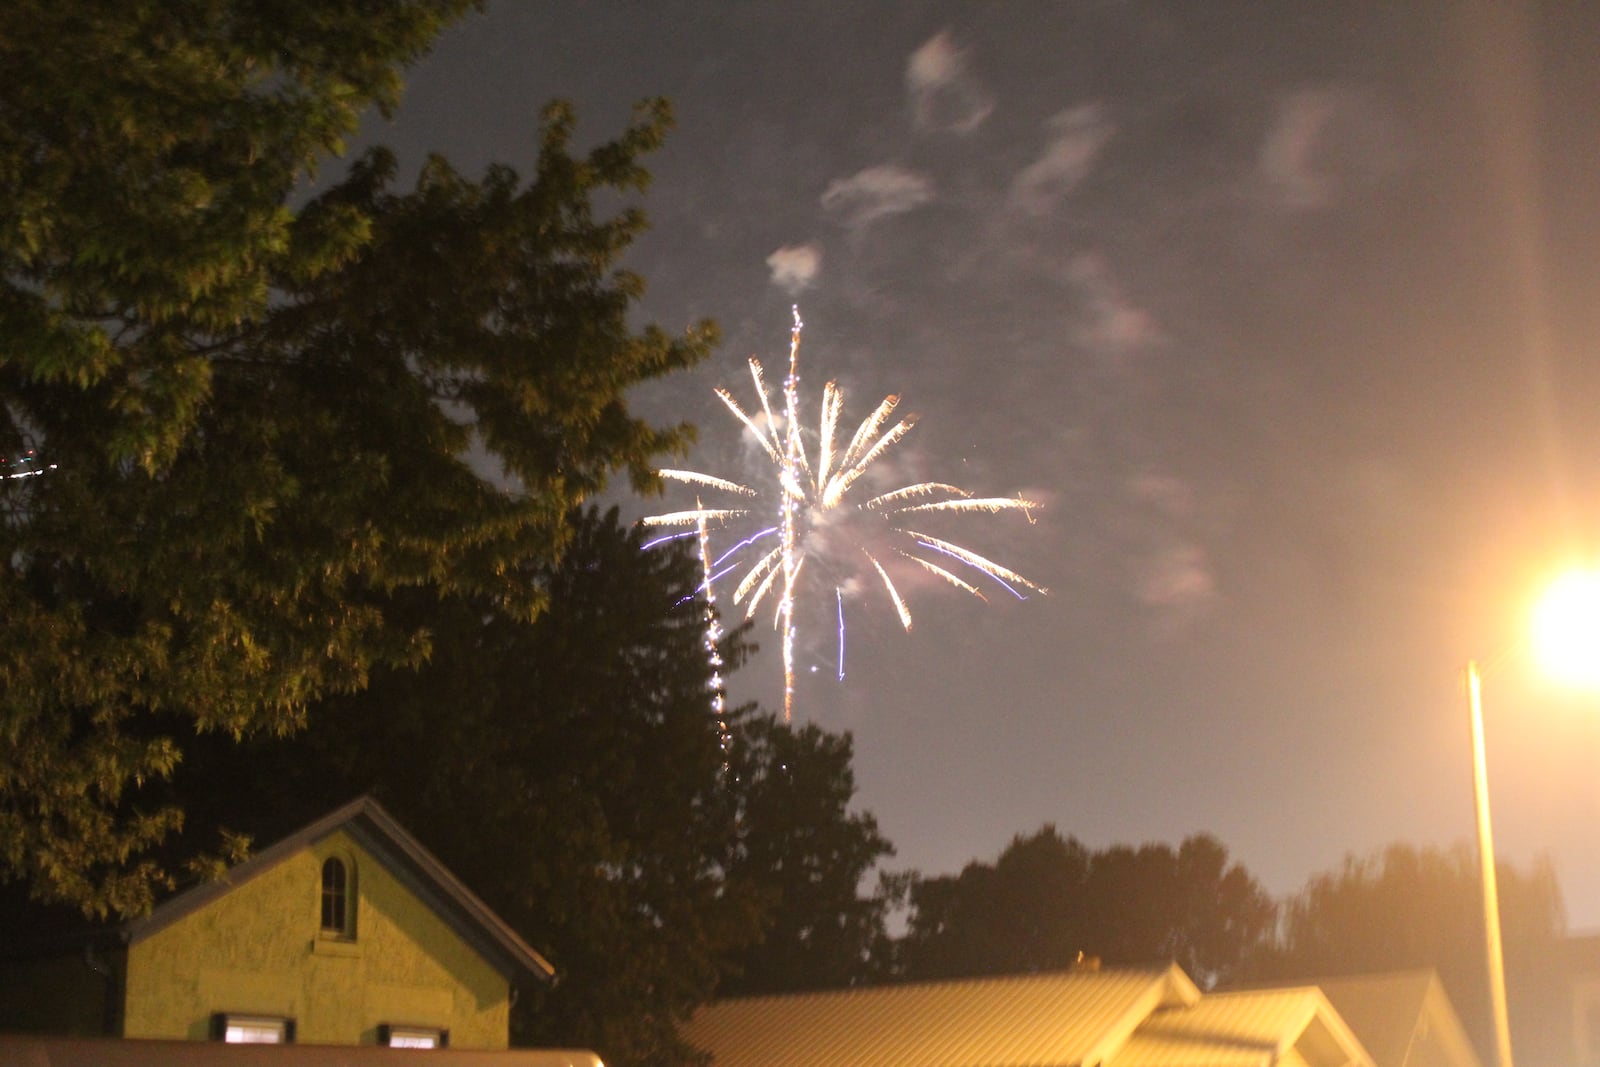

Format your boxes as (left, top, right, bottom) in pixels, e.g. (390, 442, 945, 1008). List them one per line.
(1466, 657, 1513, 1067)
(1469, 567, 1600, 1067)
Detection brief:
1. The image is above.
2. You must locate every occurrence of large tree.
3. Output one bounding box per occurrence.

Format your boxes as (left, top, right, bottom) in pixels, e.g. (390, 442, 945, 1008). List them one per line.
(717, 717, 896, 996)
(894, 826, 1273, 987)
(1247, 843, 1565, 1063)
(0, 2, 714, 917)
(162, 507, 895, 1067)
(165, 507, 756, 1065)
(896, 826, 1093, 980)
(1081, 835, 1275, 985)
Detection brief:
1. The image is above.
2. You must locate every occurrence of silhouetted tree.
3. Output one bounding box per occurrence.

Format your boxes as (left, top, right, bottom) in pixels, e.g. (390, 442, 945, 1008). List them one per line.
(718, 718, 895, 996)
(165, 508, 754, 1067)
(894, 827, 1271, 987)
(1084, 835, 1273, 985)
(1245, 843, 1564, 1064)
(0, 0, 714, 917)
(156, 507, 893, 1067)
(898, 826, 1092, 979)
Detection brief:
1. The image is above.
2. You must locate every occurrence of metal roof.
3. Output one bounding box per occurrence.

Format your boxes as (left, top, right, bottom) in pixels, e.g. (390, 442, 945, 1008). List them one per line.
(1109, 988, 1374, 1067)
(682, 965, 1200, 1067)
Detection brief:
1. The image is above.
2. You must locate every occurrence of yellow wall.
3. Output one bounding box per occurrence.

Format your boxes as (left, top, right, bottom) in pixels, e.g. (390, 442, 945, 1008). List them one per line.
(120, 830, 510, 1048)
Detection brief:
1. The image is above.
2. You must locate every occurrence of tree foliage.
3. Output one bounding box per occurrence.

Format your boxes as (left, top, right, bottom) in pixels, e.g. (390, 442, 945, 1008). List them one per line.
(894, 826, 1274, 987)
(718, 717, 896, 996)
(1246, 842, 1564, 1062)
(0, 2, 714, 917)
(162, 507, 892, 1067)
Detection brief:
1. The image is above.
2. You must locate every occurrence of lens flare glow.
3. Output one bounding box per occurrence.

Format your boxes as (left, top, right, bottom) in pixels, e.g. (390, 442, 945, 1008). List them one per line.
(1531, 569, 1600, 690)
(645, 308, 1045, 719)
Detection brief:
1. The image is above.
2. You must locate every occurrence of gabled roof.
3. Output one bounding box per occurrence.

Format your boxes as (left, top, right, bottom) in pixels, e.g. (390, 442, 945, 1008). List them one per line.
(682, 964, 1200, 1067)
(1312, 971, 1481, 1067)
(117, 795, 554, 983)
(1109, 987, 1375, 1067)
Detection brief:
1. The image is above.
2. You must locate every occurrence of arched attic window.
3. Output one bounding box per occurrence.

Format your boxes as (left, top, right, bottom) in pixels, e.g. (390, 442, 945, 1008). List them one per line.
(320, 856, 356, 938)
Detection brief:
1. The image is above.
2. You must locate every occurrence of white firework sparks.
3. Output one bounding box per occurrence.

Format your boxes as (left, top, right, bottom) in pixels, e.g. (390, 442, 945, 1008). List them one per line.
(645, 308, 1045, 720)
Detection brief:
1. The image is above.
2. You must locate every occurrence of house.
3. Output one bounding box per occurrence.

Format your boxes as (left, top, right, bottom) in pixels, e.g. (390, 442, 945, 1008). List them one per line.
(0, 796, 554, 1050)
(1110, 986, 1371, 1067)
(1504, 933, 1600, 1067)
(680, 964, 1375, 1067)
(1311, 971, 1483, 1067)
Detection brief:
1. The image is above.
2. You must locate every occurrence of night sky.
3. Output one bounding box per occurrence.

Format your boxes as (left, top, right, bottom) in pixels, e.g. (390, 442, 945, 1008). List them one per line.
(355, 3, 1600, 928)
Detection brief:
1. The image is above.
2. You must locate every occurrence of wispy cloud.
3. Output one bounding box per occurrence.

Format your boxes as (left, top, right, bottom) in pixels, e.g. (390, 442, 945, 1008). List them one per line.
(1127, 472, 1196, 519)
(907, 30, 994, 135)
(1137, 542, 1216, 612)
(820, 165, 935, 228)
(1011, 104, 1115, 215)
(1258, 88, 1407, 210)
(767, 243, 822, 294)
(1259, 90, 1340, 209)
(1125, 473, 1217, 618)
(1068, 252, 1162, 352)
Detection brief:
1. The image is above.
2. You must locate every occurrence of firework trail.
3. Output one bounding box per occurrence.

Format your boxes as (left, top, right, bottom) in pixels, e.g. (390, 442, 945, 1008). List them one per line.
(695, 504, 733, 761)
(645, 308, 1044, 720)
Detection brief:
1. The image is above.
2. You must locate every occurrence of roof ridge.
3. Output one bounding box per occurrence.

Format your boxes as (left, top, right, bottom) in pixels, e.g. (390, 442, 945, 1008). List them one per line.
(706, 964, 1181, 1007)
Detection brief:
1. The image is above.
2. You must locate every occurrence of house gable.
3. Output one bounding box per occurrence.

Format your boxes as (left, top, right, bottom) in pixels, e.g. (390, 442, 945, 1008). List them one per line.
(120, 796, 551, 986)
(1109, 988, 1374, 1067)
(0, 796, 553, 1049)
(1313, 971, 1483, 1067)
(121, 825, 513, 1047)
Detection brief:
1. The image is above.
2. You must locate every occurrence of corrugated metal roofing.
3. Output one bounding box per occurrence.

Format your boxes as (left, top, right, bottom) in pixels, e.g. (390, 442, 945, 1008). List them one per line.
(682, 965, 1199, 1067)
(1109, 988, 1372, 1067)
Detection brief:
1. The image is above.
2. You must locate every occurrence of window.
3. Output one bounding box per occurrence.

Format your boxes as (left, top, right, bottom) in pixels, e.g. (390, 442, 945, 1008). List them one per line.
(379, 1024, 449, 1048)
(320, 855, 356, 938)
(211, 1013, 295, 1044)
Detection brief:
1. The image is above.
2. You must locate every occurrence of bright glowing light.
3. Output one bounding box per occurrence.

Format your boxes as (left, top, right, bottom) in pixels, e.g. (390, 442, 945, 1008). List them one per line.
(836, 588, 846, 681)
(644, 308, 1044, 719)
(1531, 569, 1600, 690)
(695, 503, 732, 760)
(0, 450, 56, 480)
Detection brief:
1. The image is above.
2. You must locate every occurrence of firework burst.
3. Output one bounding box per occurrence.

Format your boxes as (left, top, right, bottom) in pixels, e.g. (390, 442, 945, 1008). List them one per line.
(645, 308, 1045, 720)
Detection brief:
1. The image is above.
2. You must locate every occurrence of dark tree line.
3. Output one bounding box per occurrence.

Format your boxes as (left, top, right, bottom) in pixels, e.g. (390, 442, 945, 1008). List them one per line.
(1247, 842, 1564, 1064)
(875, 828, 1564, 1067)
(887, 826, 1275, 988)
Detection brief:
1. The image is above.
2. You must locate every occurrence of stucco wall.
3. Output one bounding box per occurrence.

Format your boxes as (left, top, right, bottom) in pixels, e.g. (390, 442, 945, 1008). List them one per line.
(120, 829, 510, 1048)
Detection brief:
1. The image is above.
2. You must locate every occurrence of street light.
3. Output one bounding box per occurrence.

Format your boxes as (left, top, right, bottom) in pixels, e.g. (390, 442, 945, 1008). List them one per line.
(1532, 570, 1600, 689)
(1465, 656, 1512, 1067)
(1469, 567, 1600, 1067)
